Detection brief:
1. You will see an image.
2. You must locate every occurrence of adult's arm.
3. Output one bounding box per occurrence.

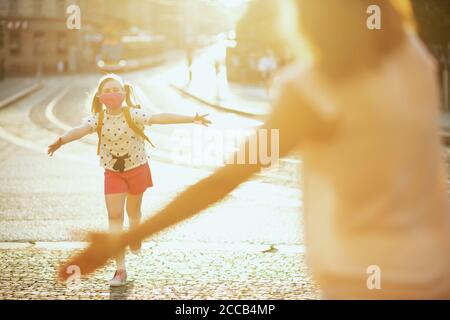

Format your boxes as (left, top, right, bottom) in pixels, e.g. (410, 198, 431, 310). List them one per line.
(58, 76, 332, 278)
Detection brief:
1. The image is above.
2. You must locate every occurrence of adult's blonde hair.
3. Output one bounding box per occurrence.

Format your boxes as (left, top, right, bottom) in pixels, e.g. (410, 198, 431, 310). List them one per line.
(293, 0, 416, 80)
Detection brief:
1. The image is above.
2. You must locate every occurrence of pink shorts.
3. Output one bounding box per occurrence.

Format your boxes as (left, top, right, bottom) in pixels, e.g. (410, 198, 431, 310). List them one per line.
(104, 162, 153, 195)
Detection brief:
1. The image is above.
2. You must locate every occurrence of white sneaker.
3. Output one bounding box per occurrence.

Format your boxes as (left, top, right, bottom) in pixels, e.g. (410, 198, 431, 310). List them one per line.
(109, 270, 127, 287)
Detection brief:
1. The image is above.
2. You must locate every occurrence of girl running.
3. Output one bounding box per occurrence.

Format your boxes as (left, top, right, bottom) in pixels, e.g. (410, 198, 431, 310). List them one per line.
(59, 0, 450, 299)
(48, 73, 210, 286)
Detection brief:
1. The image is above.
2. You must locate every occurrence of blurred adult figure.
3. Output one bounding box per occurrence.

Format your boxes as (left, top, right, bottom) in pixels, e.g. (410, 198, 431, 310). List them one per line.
(60, 0, 450, 299)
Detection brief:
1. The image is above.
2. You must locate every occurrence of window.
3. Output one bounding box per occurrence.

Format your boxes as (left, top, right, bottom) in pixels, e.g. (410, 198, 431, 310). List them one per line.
(10, 31, 21, 55)
(9, 0, 17, 16)
(57, 32, 67, 54)
(33, 32, 45, 56)
(56, 0, 65, 17)
(32, 0, 43, 17)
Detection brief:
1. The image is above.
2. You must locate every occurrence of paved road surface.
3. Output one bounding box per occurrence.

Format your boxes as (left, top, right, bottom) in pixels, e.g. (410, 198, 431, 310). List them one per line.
(0, 52, 316, 299)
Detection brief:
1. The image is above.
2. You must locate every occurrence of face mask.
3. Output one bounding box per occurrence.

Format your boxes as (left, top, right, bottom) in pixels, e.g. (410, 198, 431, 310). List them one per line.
(99, 92, 124, 110)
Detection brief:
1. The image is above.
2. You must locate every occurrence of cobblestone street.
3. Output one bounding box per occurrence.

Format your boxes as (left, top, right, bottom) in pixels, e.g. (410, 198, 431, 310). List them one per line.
(0, 52, 314, 300)
(0, 243, 319, 300)
(0, 0, 449, 305)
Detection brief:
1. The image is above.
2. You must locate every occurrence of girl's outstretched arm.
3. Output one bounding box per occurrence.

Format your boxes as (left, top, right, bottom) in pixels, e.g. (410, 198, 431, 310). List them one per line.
(48, 123, 93, 156)
(148, 113, 211, 126)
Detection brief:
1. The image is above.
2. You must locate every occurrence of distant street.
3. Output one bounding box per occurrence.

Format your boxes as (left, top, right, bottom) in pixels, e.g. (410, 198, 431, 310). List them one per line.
(0, 51, 317, 299)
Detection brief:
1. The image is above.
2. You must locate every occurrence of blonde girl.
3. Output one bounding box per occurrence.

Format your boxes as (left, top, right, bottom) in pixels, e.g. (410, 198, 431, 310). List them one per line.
(48, 74, 210, 286)
(61, 0, 450, 299)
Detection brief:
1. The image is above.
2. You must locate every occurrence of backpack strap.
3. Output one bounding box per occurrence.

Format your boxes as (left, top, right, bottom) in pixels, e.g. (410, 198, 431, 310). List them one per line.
(96, 110, 104, 155)
(123, 106, 156, 148)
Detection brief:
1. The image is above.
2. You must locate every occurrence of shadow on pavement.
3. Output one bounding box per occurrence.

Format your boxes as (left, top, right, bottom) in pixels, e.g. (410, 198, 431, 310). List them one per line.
(109, 281, 135, 300)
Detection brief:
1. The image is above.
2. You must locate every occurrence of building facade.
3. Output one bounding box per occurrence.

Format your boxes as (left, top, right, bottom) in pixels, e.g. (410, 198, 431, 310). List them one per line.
(0, 0, 237, 77)
(0, 0, 102, 76)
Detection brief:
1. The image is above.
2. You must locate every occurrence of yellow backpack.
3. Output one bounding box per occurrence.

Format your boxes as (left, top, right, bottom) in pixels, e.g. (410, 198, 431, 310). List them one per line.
(96, 106, 155, 155)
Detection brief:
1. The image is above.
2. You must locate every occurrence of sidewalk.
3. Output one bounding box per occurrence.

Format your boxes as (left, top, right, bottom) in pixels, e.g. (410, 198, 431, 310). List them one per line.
(171, 45, 271, 119)
(0, 242, 319, 300)
(175, 72, 450, 142)
(0, 78, 43, 109)
(172, 81, 271, 119)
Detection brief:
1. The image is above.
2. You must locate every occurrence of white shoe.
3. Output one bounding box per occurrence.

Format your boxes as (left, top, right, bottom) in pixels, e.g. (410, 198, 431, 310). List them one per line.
(109, 270, 127, 287)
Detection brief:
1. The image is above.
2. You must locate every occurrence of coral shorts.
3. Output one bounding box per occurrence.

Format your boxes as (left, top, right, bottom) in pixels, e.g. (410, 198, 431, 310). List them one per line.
(104, 162, 153, 195)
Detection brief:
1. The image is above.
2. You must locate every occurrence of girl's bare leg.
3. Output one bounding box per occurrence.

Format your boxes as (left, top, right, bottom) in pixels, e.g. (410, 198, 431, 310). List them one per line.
(126, 193, 144, 251)
(105, 193, 127, 270)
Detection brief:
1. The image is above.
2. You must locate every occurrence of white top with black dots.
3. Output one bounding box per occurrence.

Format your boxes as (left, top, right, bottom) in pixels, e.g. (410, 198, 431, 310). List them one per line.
(84, 108, 153, 172)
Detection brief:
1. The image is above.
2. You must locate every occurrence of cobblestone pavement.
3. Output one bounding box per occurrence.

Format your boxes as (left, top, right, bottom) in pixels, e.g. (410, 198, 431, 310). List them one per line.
(0, 242, 319, 300)
(1, 53, 449, 300)
(0, 56, 312, 300)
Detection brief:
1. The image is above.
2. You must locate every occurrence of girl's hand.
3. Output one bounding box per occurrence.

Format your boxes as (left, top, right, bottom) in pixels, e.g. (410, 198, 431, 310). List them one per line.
(193, 113, 211, 127)
(48, 138, 63, 156)
(58, 232, 125, 281)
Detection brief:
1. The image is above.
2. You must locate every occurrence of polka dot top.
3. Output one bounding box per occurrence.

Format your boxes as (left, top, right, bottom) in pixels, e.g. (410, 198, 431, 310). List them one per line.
(84, 108, 153, 172)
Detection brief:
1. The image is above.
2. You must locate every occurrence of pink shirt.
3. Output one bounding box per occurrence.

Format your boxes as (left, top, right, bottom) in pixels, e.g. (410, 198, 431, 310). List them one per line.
(274, 32, 450, 298)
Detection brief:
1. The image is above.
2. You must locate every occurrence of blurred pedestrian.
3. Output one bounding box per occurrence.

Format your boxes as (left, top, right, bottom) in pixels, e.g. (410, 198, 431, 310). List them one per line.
(187, 47, 194, 85)
(59, 0, 450, 299)
(48, 73, 210, 287)
(57, 60, 65, 74)
(214, 59, 222, 101)
(258, 49, 278, 95)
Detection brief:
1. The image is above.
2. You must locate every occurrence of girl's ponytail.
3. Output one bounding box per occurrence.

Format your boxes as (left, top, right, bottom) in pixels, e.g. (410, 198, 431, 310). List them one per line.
(91, 91, 103, 114)
(124, 83, 139, 108)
